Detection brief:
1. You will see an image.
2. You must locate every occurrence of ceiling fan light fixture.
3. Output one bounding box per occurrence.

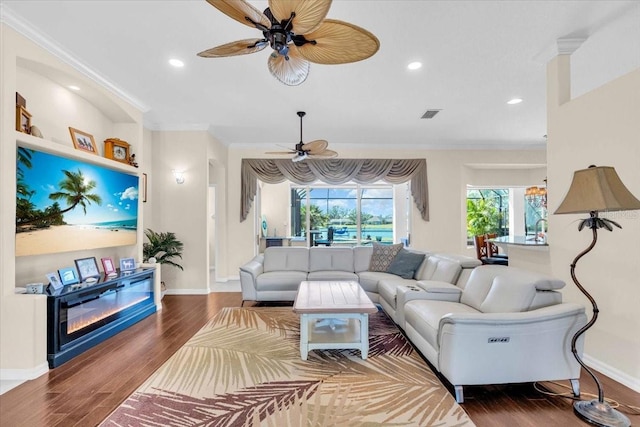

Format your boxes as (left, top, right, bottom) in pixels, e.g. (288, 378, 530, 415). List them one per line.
(292, 152, 308, 162)
(407, 61, 422, 70)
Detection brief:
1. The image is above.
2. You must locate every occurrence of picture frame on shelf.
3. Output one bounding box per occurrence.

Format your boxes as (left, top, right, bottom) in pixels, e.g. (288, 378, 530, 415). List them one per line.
(45, 272, 63, 292)
(69, 127, 98, 154)
(119, 257, 136, 272)
(58, 267, 79, 286)
(101, 257, 117, 276)
(75, 257, 100, 282)
(16, 106, 31, 134)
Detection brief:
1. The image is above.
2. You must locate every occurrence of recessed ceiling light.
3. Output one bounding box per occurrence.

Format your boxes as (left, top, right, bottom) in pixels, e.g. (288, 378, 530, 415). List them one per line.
(407, 61, 422, 70)
(68, 85, 80, 91)
(507, 98, 523, 105)
(169, 59, 184, 68)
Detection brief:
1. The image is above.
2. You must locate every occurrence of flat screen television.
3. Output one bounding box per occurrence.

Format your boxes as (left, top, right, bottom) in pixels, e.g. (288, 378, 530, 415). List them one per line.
(16, 146, 139, 257)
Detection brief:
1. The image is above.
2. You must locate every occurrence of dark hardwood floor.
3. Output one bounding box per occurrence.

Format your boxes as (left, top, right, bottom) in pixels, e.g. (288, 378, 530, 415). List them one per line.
(1, 293, 638, 426)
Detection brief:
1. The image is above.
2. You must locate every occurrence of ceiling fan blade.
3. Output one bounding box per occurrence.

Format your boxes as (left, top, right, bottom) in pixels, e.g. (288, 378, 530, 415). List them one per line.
(297, 19, 380, 65)
(198, 39, 267, 57)
(206, 0, 270, 29)
(301, 139, 328, 155)
(268, 0, 331, 34)
(308, 149, 338, 159)
(267, 47, 310, 86)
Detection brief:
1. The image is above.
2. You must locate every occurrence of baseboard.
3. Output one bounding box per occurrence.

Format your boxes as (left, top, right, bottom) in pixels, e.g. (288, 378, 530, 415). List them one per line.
(165, 289, 209, 295)
(0, 362, 49, 381)
(584, 353, 640, 393)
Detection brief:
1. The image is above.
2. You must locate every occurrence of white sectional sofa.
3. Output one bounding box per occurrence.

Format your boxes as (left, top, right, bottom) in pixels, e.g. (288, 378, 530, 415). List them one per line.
(239, 245, 471, 304)
(238, 246, 587, 404)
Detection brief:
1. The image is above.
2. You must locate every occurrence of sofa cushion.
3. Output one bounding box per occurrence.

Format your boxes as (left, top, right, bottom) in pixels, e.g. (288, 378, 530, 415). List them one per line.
(405, 300, 480, 350)
(386, 249, 425, 279)
(357, 270, 405, 294)
(263, 247, 309, 273)
(256, 271, 308, 292)
(307, 271, 359, 281)
(378, 278, 415, 309)
(369, 243, 403, 272)
(309, 247, 354, 272)
(353, 246, 374, 273)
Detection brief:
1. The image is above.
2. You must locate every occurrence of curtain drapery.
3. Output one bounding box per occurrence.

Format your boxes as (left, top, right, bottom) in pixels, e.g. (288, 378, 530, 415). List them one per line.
(241, 158, 429, 222)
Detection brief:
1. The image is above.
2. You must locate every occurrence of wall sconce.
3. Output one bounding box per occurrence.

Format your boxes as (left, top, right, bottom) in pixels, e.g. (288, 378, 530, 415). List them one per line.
(172, 170, 185, 184)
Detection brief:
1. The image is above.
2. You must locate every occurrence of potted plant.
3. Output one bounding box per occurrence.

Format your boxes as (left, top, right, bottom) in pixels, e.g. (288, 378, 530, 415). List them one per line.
(143, 229, 184, 296)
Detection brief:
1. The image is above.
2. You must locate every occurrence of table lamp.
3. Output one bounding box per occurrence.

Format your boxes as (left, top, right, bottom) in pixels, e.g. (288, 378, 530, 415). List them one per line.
(555, 165, 640, 427)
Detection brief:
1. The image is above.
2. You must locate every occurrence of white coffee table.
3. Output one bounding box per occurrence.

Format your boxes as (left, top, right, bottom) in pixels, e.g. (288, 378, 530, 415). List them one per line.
(293, 280, 378, 360)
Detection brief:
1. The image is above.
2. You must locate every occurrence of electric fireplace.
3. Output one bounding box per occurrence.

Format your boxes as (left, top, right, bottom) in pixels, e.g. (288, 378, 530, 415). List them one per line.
(47, 268, 155, 368)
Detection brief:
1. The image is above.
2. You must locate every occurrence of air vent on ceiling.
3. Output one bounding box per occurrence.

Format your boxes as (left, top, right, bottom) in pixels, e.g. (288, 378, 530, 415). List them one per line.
(421, 109, 441, 119)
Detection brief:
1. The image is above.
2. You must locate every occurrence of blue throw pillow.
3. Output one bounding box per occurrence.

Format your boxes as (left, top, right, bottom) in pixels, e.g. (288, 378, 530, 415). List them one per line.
(386, 249, 425, 279)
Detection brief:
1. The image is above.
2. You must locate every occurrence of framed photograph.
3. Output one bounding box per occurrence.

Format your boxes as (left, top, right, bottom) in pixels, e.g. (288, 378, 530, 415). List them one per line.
(75, 257, 100, 282)
(16, 106, 32, 134)
(142, 173, 148, 203)
(101, 257, 117, 276)
(58, 267, 79, 286)
(119, 257, 136, 272)
(45, 272, 63, 292)
(69, 127, 98, 154)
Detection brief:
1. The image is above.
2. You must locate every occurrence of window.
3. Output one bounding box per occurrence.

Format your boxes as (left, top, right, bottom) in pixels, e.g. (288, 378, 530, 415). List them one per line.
(291, 183, 398, 246)
(466, 188, 509, 245)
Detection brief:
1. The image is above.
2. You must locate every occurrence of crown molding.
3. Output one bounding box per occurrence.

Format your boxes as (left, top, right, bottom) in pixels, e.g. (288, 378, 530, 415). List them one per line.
(533, 36, 588, 64)
(1, 4, 149, 113)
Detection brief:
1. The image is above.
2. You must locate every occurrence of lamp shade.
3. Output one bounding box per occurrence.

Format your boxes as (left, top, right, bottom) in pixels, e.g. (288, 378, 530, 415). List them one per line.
(555, 166, 640, 214)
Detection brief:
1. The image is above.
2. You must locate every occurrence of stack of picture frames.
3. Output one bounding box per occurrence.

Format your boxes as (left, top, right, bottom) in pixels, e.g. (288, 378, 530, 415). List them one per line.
(43, 256, 139, 294)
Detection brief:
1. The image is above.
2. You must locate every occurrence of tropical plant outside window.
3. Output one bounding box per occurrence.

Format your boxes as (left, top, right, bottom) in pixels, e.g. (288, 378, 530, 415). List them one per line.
(291, 184, 396, 246)
(466, 188, 509, 244)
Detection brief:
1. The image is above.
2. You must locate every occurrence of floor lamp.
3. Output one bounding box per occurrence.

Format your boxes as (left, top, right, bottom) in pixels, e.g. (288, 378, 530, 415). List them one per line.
(555, 165, 640, 427)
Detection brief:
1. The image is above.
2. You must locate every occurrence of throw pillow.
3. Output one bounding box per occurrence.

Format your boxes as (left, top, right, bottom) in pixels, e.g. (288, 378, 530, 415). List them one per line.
(386, 249, 426, 279)
(369, 242, 403, 272)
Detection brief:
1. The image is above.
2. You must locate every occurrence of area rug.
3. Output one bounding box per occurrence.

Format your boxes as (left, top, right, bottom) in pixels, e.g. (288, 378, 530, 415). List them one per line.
(101, 307, 475, 427)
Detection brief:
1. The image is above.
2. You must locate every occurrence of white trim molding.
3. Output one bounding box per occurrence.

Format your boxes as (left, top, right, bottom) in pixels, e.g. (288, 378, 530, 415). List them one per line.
(584, 353, 640, 393)
(0, 362, 49, 382)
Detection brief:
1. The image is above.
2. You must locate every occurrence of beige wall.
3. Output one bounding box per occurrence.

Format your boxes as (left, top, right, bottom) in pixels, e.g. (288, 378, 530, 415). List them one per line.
(146, 130, 227, 292)
(548, 59, 640, 386)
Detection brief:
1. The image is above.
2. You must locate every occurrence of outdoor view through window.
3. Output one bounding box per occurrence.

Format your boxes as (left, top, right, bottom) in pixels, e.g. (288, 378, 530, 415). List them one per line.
(291, 184, 398, 246)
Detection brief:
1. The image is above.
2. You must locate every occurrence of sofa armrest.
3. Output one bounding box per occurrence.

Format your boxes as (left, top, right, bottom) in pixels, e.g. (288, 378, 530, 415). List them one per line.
(415, 280, 463, 301)
(435, 303, 587, 387)
(239, 255, 264, 301)
(439, 302, 585, 327)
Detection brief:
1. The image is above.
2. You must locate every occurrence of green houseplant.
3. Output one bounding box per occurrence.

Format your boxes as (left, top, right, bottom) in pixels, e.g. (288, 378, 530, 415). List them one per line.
(466, 198, 500, 238)
(143, 229, 184, 269)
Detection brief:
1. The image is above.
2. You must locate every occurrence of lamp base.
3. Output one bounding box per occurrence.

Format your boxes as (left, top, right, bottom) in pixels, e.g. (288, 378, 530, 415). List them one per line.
(574, 399, 630, 427)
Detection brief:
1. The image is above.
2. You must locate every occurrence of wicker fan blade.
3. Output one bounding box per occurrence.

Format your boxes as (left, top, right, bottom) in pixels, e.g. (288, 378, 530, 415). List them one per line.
(267, 47, 310, 86)
(206, 0, 270, 29)
(268, 0, 331, 34)
(297, 19, 380, 65)
(301, 139, 328, 155)
(308, 149, 338, 159)
(265, 151, 295, 155)
(198, 39, 267, 58)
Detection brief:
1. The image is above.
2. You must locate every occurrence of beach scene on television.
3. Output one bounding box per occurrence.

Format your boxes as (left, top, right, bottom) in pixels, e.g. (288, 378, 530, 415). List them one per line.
(16, 147, 139, 256)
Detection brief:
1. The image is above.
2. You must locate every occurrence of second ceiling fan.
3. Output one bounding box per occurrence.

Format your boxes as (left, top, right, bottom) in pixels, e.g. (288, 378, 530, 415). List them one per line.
(266, 111, 337, 162)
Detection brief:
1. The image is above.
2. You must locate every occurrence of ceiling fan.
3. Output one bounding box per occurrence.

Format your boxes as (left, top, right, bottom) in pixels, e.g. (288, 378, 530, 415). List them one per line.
(197, 0, 380, 86)
(266, 111, 338, 162)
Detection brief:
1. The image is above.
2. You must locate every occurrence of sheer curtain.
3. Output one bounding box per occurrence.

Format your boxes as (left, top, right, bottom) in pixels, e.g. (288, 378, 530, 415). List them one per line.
(241, 158, 429, 222)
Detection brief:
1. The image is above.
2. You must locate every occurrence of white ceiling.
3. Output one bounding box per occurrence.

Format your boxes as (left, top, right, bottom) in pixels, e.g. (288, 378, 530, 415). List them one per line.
(2, 1, 639, 151)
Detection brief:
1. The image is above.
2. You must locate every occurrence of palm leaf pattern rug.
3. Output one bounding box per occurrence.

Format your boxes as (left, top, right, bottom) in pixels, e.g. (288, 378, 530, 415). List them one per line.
(101, 307, 475, 426)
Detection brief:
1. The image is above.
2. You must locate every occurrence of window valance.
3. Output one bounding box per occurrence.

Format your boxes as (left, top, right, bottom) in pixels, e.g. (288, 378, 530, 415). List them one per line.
(241, 158, 429, 222)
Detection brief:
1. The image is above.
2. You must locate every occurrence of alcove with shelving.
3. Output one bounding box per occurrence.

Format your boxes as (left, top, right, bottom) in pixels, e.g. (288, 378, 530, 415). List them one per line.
(1, 22, 153, 378)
